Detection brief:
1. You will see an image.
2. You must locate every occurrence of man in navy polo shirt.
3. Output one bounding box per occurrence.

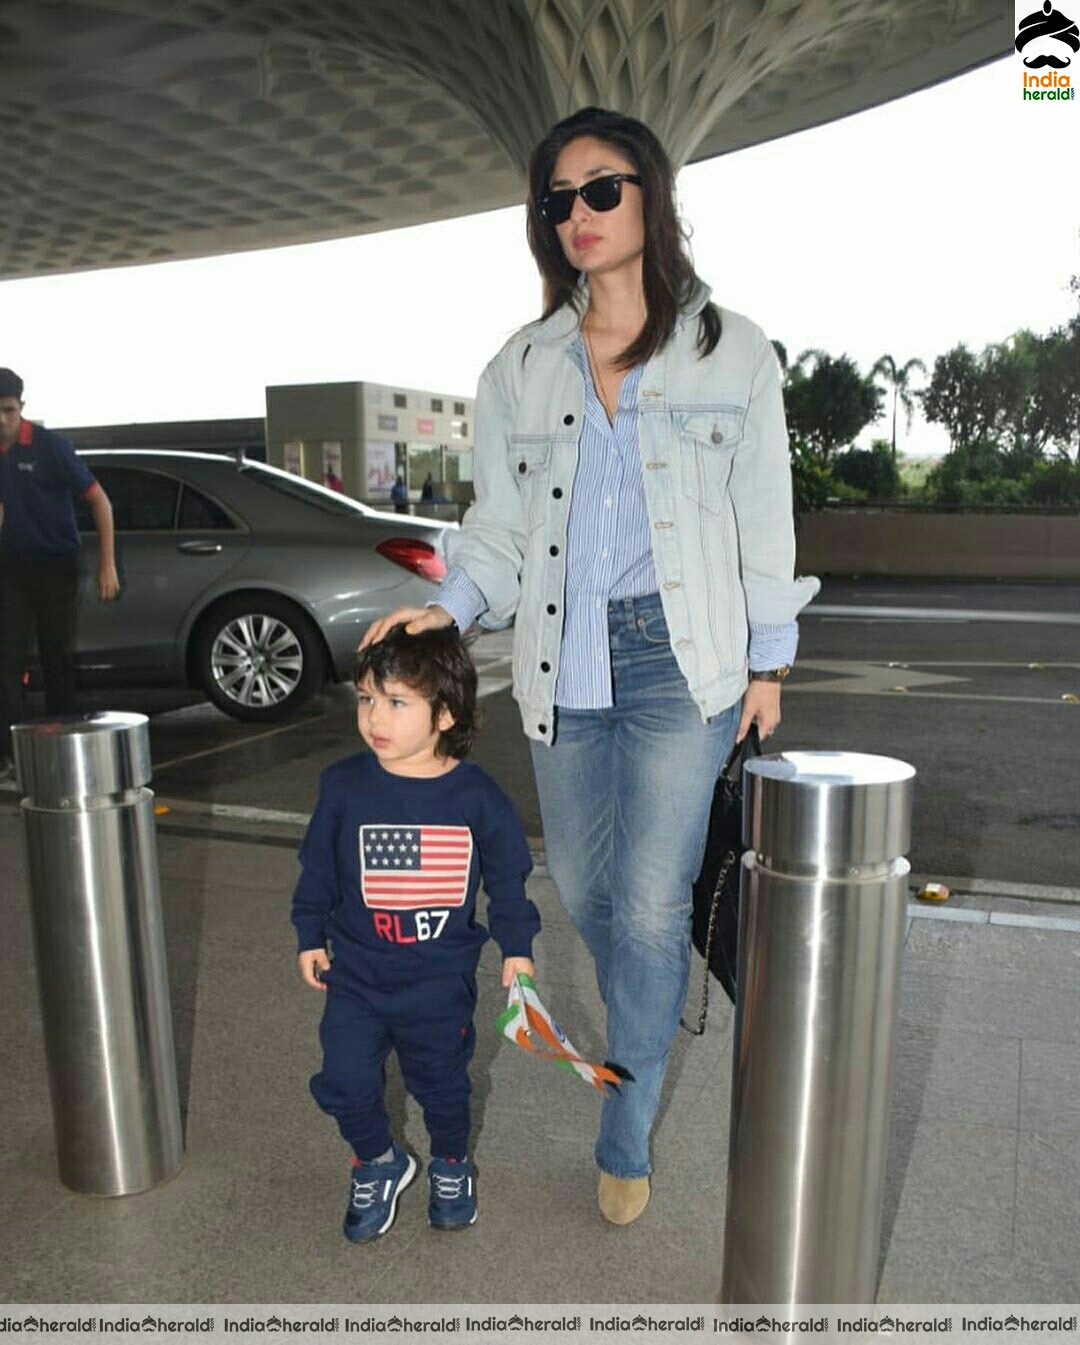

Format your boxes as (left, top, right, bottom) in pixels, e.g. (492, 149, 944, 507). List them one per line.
(0, 368, 119, 777)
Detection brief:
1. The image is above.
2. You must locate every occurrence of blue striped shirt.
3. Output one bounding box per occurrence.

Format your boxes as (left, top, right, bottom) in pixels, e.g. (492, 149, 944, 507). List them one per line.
(436, 336, 798, 705)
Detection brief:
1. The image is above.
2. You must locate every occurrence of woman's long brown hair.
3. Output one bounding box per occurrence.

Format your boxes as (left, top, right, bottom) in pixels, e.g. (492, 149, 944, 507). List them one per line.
(525, 106, 721, 370)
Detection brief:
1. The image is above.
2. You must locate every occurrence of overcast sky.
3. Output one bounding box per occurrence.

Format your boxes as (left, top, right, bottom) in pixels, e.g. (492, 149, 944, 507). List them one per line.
(2, 55, 1077, 458)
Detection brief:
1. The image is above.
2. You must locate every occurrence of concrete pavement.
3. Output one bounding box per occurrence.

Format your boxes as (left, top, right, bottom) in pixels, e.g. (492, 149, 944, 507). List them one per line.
(2, 579, 1079, 1303)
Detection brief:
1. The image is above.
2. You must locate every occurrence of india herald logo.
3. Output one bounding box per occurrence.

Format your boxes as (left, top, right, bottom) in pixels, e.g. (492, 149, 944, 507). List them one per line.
(1016, 0, 1080, 67)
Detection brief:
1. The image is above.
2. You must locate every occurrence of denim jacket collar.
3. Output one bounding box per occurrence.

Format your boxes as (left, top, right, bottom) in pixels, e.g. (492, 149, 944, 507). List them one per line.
(528, 277, 713, 348)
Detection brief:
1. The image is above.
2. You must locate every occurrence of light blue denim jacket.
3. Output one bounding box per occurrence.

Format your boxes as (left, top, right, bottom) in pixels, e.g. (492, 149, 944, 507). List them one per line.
(445, 284, 820, 742)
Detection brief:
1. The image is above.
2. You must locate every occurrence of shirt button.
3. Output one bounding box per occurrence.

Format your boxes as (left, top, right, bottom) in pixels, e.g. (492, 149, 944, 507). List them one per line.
(540, 661, 551, 673)
(552, 487, 563, 499)
(601, 549, 608, 558)
(604, 497, 612, 507)
(563, 414, 574, 425)
(546, 603, 557, 615)
(549, 544, 559, 556)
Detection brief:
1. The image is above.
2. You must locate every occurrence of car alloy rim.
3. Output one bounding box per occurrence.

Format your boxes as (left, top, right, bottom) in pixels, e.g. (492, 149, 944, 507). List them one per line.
(210, 614, 304, 707)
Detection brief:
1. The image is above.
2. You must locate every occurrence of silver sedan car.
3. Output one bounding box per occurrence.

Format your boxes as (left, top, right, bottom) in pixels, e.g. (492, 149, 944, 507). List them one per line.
(72, 450, 453, 721)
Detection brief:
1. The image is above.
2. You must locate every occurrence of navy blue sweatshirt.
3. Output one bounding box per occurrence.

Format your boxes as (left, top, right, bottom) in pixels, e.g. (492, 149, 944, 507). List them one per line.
(291, 752, 539, 980)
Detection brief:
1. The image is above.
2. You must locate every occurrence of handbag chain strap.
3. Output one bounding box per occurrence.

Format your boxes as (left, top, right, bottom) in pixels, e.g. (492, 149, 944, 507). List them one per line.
(679, 846, 738, 1037)
(679, 724, 760, 1038)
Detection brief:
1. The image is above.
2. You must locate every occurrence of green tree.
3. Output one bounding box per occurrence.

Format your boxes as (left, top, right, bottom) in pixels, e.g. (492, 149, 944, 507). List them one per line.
(982, 332, 1042, 473)
(978, 324, 1080, 464)
(1035, 315, 1080, 459)
(787, 437, 833, 522)
(919, 345, 988, 450)
(1025, 456, 1080, 504)
(791, 347, 827, 374)
(832, 439, 901, 498)
(870, 354, 927, 461)
(783, 351, 882, 467)
(924, 439, 1008, 505)
(924, 320, 1080, 467)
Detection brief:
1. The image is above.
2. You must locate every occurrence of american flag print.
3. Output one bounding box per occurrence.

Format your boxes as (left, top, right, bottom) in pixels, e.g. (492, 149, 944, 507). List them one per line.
(359, 825, 473, 909)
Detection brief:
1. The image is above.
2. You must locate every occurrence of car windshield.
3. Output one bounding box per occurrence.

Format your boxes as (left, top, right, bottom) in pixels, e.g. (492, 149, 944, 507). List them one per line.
(239, 460, 376, 517)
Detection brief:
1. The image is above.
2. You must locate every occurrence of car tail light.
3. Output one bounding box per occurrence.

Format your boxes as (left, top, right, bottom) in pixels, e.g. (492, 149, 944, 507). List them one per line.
(375, 538, 447, 583)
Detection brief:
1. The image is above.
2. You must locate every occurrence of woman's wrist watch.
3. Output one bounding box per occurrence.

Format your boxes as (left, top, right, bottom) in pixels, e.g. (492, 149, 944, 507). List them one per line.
(750, 666, 792, 682)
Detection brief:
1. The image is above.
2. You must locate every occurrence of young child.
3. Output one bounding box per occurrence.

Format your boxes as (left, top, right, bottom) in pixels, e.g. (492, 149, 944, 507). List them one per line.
(292, 625, 539, 1243)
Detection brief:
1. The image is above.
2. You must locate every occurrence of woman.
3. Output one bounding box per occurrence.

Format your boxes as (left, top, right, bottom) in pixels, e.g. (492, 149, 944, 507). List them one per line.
(362, 106, 819, 1225)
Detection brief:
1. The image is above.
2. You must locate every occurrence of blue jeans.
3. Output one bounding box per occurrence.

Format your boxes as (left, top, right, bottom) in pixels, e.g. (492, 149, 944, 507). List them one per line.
(530, 593, 740, 1178)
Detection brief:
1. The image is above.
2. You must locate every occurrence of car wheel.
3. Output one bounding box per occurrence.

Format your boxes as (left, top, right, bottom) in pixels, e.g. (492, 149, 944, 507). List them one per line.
(194, 594, 326, 722)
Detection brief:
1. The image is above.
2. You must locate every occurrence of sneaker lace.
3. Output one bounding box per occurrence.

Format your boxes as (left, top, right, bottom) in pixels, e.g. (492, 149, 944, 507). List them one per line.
(431, 1171, 466, 1202)
(350, 1174, 381, 1210)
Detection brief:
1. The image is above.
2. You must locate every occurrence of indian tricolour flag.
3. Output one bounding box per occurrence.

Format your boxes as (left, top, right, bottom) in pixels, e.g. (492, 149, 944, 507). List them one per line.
(497, 974, 633, 1095)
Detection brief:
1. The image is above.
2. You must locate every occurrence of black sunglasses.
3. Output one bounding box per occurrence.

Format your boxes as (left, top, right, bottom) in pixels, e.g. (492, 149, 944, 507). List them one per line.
(538, 173, 642, 226)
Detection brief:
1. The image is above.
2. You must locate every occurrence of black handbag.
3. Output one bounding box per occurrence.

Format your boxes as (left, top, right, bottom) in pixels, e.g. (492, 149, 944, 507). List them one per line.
(681, 725, 761, 1035)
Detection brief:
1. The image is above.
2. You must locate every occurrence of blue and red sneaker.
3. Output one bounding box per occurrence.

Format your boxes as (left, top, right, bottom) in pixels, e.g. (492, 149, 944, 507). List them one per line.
(427, 1156, 477, 1230)
(343, 1145, 416, 1243)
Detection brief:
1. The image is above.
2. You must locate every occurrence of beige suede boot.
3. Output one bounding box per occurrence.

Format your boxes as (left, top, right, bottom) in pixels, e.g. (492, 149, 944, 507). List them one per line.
(598, 1172, 650, 1225)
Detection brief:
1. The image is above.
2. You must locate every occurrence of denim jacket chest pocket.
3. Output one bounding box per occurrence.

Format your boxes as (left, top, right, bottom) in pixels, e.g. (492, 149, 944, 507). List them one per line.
(674, 409, 742, 514)
(507, 439, 553, 533)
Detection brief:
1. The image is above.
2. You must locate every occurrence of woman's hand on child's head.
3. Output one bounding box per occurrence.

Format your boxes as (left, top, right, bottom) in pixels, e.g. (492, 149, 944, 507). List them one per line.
(501, 956, 536, 988)
(359, 604, 454, 651)
(298, 948, 331, 991)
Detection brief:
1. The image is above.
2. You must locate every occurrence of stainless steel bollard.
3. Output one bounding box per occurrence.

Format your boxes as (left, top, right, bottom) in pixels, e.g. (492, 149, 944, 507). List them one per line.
(720, 751, 915, 1305)
(13, 712, 184, 1196)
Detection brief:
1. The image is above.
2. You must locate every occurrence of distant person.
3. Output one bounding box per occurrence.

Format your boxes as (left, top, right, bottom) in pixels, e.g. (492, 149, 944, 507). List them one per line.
(420, 472, 435, 502)
(390, 474, 409, 514)
(362, 108, 819, 1227)
(292, 625, 538, 1242)
(324, 466, 344, 493)
(0, 368, 120, 780)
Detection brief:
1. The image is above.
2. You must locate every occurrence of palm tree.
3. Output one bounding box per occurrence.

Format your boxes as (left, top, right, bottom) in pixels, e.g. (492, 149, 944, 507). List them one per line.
(871, 354, 927, 461)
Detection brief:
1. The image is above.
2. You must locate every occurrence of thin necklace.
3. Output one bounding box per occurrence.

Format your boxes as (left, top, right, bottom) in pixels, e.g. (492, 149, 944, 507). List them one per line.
(583, 318, 614, 423)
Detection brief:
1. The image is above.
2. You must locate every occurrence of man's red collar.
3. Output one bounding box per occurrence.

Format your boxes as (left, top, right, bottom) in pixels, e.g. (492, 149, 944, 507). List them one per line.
(1, 418, 34, 454)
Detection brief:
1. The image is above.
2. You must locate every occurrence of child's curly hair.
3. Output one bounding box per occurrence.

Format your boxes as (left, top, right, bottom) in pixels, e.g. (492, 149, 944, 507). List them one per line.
(353, 624, 478, 759)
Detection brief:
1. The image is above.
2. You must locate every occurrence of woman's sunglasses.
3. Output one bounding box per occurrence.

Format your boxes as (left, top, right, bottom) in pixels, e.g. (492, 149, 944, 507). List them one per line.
(538, 173, 642, 226)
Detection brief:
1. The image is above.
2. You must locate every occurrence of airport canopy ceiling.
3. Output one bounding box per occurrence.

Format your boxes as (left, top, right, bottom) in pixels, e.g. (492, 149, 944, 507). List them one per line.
(2, 1, 1009, 280)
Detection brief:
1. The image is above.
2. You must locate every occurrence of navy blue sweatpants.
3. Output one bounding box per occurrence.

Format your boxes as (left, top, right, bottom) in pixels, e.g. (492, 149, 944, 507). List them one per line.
(310, 957, 477, 1162)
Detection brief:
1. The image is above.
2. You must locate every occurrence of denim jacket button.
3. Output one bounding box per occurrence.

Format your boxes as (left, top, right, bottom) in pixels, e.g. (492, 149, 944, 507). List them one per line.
(549, 545, 559, 557)
(563, 414, 574, 425)
(552, 487, 563, 499)
(518, 461, 527, 474)
(711, 429, 724, 444)
(540, 661, 551, 673)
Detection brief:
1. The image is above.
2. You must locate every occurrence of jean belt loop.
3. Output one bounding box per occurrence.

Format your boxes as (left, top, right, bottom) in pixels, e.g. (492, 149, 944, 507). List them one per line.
(623, 595, 635, 629)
